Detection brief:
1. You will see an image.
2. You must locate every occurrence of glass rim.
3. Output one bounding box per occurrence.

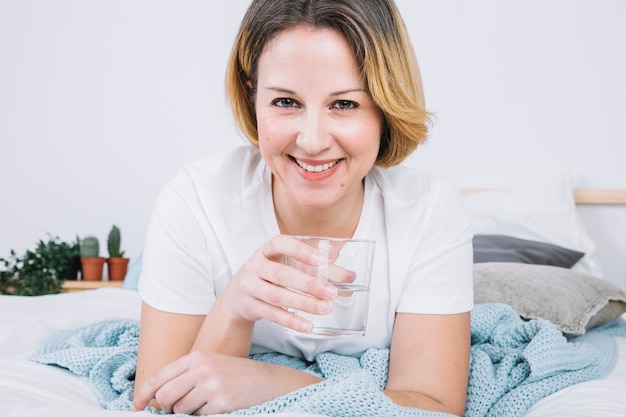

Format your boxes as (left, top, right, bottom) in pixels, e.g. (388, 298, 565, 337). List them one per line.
(288, 235, 375, 245)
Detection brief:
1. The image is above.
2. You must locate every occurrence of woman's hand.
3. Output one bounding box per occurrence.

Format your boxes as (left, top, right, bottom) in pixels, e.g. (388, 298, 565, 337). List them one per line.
(132, 351, 321, 415)
(220, 234, 341, 334)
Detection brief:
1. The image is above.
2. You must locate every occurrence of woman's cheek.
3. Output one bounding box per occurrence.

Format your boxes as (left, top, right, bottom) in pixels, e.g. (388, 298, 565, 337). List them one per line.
(258, 116, 293, 145)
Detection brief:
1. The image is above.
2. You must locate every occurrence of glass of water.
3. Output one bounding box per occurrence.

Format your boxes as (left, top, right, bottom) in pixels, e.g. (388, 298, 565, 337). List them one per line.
(283, 236, 375, 338)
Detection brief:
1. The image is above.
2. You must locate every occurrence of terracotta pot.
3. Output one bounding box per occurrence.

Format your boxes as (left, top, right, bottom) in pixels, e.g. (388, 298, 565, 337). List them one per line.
(107, 257, 130, 281)
(80, 257, 106, 281)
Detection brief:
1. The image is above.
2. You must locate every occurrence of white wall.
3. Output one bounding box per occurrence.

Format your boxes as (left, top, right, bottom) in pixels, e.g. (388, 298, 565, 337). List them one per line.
(0, 1, 249, 266)
(1, 1, 624, 288)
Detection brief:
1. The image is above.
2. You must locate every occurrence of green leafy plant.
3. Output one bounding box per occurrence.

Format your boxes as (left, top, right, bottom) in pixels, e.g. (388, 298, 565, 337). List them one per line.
(0, 234, 80, 296)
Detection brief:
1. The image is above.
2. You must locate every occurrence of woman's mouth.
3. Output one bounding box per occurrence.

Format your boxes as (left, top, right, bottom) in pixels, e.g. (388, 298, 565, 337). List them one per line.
(294, 158, 341, 173)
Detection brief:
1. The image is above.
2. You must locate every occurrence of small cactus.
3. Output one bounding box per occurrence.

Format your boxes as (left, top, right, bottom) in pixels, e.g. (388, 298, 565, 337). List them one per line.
(107, 225, 124, 258)
(80, 236, 100, 257)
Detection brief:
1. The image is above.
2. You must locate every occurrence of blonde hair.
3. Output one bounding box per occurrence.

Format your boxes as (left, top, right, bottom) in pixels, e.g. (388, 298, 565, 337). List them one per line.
(225, 0, 430, 168)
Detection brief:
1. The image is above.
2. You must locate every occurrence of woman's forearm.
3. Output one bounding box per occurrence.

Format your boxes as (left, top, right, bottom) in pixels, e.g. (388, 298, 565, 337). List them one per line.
(382, 389, 464, 416)
(134, 351, 323, 414)
(191, 290, 255, 357)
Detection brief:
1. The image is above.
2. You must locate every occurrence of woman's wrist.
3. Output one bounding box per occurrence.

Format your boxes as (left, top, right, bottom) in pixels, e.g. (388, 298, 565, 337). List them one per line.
(192, 286, 255, 357)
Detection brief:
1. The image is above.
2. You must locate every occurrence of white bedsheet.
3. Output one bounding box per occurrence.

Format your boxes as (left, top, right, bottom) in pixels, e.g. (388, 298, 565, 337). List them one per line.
(525, 335, 626, 417)
(0, 288, 624, 417)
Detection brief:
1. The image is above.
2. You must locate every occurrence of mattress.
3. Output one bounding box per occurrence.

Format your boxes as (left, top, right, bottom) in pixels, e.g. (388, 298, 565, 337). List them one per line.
(0, 288, 624, 417)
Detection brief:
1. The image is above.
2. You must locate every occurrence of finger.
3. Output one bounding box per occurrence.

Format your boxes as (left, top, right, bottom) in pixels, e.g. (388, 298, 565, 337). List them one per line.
(261, 235, 323, 265)
(256, 236, 332, 298)
(326, 263, 357, 284)
(133, 357, 190, 411)
(237, 271, 330, 332)
(194, 402, 216, 416)
(153, 375, 198, 414)
(275, 262, 337, 300)
(168, 381, 212, 416)
(251, 272, 333, 315)
(247, 296, 315, 333)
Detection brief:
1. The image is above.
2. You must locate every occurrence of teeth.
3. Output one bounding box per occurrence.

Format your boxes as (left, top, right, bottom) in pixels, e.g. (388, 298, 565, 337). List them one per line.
(295, 159, 338, 173)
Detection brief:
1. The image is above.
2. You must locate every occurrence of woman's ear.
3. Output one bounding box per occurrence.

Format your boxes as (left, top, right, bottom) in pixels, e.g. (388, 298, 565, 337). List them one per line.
(246, 80, 252, 89)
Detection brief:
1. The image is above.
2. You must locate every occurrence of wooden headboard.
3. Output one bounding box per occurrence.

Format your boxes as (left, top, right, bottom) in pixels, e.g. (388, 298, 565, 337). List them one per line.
(461, 189, 626, 205)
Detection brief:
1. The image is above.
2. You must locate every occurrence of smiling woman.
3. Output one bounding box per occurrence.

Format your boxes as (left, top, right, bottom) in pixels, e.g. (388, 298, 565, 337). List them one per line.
(133, 1, 472, 416)
(255, 26, 382, 219)
(227, 1, 430, 168)
(2, 1, 625, 416)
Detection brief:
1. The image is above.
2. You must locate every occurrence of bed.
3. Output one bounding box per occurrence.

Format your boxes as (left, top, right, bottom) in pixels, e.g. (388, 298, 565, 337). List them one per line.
(1, 173, 625, 417)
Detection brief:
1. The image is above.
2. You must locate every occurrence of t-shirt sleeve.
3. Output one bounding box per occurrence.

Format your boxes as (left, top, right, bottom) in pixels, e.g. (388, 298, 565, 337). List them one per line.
(137, 172, 221, 315)
(396, 178, 474, 315)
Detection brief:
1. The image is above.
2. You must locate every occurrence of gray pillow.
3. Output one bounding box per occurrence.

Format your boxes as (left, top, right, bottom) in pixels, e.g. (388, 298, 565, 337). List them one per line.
(473, 234, 584, 268)
(474, 262, 626, 337)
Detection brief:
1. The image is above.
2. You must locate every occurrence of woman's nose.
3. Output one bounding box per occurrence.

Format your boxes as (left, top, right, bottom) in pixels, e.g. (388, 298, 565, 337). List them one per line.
(295, 112, 332, 154)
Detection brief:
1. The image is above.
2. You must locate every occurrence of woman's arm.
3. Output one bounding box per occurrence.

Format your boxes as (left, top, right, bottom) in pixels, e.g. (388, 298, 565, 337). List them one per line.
(134, 302, 205, 408)
(133, 235, 336, 414)
(133, 302, 324, 414)
(383, 312, 471, 417)
(135, 348, 322, 415)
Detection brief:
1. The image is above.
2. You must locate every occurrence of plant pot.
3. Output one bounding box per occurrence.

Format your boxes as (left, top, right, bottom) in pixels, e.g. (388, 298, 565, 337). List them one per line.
(80, 257, 106, 281)
(107, 257, 129, 281)
(59, 255, 81, 280)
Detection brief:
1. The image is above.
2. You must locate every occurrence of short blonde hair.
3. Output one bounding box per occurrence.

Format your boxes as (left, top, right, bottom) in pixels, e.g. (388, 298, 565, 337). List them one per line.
(225, 0, 430, 168)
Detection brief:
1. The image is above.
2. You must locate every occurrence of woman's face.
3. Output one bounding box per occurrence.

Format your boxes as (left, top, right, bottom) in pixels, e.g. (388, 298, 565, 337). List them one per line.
(255, 25, 383, 211)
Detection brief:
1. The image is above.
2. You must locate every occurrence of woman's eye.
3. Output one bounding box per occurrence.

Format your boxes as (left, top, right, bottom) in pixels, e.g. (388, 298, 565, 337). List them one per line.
(272, 98, 298, 108)
(332, 100, 358, 110)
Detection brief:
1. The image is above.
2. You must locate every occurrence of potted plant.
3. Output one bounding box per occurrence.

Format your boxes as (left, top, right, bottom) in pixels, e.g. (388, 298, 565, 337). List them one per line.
(56, 236, 81, 280)
(106, 225, 129, 281)
(80, 236, 106, 281)
(0, 234, 80, 295)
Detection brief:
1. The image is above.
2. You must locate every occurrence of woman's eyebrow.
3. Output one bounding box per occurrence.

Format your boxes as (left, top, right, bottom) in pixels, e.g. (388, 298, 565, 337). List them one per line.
(263, 86, 296, 94)
(263, 86, 367, 96)
(330, 88, 367, 96)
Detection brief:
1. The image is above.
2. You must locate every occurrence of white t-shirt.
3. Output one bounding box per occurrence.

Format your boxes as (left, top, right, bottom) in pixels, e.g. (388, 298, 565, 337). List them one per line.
(138, 146, 473, 360)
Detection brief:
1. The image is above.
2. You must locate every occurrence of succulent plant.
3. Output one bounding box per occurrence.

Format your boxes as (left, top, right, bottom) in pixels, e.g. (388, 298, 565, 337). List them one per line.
(107, 225, 124, 258)
(80, 236, 100, 257)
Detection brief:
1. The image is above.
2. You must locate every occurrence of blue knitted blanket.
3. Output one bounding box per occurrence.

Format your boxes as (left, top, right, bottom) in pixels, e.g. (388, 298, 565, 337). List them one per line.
(30, 303, 625, 417)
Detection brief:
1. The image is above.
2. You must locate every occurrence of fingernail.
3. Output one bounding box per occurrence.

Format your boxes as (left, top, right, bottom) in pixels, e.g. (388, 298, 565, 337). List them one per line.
(300, 321, 313, 332)
(324, 285, 337, 299)
(311, 252, 323, 265)
(318, 301, 331, 314)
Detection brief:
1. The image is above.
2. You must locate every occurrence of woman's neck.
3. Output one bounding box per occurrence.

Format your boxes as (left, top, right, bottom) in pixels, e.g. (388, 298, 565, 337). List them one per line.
(273, 180, 365, 239)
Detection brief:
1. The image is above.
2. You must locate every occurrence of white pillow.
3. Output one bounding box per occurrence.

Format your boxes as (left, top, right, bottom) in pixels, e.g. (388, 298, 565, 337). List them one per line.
(463, 171, 603, 277)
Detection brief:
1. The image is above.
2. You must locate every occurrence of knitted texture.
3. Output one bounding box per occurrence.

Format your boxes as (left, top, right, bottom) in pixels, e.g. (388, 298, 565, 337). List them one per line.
(465, 304, 618, 417)
(30, 303, 624, 417)
(31, 320, 138, 410)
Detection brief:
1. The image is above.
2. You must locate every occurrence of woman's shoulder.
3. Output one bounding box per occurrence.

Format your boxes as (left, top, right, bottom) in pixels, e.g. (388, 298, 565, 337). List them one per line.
(183, 145, 263, 180)
(168, 146, 266, 196)
(369, 164, 461, 207)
